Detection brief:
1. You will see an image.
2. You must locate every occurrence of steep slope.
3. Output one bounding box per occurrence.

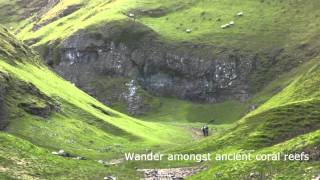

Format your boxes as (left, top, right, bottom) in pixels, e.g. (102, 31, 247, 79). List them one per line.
(0, 1, 320, 179)
(170, 57, 320, 179)
(0, 26, 192, 179)
(1, 0, 319, 116)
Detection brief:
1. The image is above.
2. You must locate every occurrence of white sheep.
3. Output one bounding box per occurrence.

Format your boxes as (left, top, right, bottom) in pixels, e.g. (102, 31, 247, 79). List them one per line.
(221, 24, 230, 29)
(237, 12, 244, 16)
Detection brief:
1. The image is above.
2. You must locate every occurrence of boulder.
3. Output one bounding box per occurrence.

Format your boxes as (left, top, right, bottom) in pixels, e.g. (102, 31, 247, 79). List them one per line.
(97, 160, 109, 166)
(51, 149, 72, 157)
(73, 156, 86, 160)
(313, 175, 320, 180)
(104, 176, 116, 180)
(18, 102, 54, 118)
(0, 73, 9, 130)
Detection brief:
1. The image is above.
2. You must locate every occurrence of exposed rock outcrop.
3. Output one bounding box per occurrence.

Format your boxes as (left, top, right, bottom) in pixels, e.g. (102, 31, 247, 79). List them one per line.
(37, 20, 317, 115)
(138, 166, 207, 179)
(18, 101, 55, 118)
(0, 72, 9, 130)
(123, 80, 146, 115)
(16, 82, 60, 118)
(37, 21, 257, 115)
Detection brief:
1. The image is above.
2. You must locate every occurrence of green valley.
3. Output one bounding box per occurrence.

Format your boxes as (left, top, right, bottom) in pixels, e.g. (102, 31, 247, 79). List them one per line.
(0, 0, 320, 179)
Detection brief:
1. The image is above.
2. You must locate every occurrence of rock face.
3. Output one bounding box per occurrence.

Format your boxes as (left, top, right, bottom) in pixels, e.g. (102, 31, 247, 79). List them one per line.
(0, 73, 8, 130)
(123, 80, 145, 115)
(18, 102, 55, 118)
(17, 83, 60, 118)
(40, 21, 256, 115)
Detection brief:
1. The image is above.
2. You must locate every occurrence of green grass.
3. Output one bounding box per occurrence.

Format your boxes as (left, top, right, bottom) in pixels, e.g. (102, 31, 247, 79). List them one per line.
(139, 97, 247, 124)
(1, 1, 320, 179)
(0, 60, 192, 151)
(0, 132, 111, 179)
(0, 0, 315, 51)
(172, 58, 320, 179)
(0, 27, 195, 179)
(1, 0, 318, 98)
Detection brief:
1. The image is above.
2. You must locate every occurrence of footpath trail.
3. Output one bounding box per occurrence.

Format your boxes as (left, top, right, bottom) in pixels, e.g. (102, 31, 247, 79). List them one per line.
(104, 126, 207, 179)
(135, 127, 206, 179)
(189, 127, 204, 141)
(137, 166, 207, 180)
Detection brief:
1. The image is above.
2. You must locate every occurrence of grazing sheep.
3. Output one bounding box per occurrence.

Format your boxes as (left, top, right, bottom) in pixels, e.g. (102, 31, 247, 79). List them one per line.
(186, 29, 192, 33)
(237, 12, 244, 16)
(221, 21, 235, 29)
(221, 24, 230, 29)
(128, 13, 136, 22)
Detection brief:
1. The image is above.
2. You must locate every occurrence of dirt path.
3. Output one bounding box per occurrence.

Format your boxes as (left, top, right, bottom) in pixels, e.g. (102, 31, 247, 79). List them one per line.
(137, 166, 206, 180)
(189, 127, 204, 140)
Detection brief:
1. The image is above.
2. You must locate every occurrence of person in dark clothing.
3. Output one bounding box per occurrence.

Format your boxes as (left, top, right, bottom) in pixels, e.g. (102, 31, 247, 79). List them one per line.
(201, 126, 206, 136)
(204, 124, 209, 136)
(201, 124, 209, 137)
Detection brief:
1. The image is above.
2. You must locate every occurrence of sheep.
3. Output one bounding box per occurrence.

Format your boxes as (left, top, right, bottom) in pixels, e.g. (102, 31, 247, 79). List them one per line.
(185, 29, 192, 33)
(236, 12, 244, 17)
(221, 24, 230, 29)
(128, 13, 136, 22)
(221, 21, 235, 29)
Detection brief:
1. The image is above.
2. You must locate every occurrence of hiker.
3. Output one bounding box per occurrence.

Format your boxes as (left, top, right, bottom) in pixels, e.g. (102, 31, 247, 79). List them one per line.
(201, 126, 206, 136)
(201, 124, 209, 137)
(204, 124, 209, 136)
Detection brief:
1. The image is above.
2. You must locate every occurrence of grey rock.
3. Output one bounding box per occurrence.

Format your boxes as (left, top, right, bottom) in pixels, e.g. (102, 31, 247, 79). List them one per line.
(0, 73, 8, 130)
(51, 151, 59, 155)
(18, 102, 54, 118)
(51, 149, 71, 157)
(97, 160, 105, 164)
(39, 21, 257, 115)
(104, 176, 116, 180)
(58, 149, 66, 156)
(73, 156, 86, 160)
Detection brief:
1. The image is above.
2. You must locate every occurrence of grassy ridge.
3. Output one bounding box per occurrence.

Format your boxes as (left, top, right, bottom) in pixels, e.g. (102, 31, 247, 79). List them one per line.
(140, 97, 247, 124)
(180, 58, 320, 179)
(0, 27, 193, 179)
(0, 0, 314, 51)
(0, 1, 320, 179)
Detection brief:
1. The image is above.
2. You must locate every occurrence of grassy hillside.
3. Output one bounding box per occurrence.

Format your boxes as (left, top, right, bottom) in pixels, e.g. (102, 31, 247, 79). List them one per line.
(115, 56, 319, 179)
(177, 57, 320, 179)
(140, 98, 247, 124)
(0, 26, 194, 179)
(0, 0, 317, 51)
(0, 1, 320, 179)
(0, 0, 318, 108)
